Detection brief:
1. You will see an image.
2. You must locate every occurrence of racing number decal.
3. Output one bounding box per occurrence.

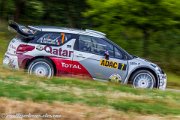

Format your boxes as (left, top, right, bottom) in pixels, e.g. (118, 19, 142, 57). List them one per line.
(118, 63, 127, 71)
(100, 59, 127, 71)
(61, 33, 65, 44)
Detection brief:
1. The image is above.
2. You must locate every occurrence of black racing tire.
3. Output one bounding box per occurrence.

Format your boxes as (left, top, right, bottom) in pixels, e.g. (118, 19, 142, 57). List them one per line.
(130, 70, 156, 89)
(28, 58, 54, 78)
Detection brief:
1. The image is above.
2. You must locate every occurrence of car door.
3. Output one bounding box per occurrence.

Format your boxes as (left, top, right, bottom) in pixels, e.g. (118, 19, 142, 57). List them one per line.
(30, 32, 77, 76)
(73, 35, 128, 82)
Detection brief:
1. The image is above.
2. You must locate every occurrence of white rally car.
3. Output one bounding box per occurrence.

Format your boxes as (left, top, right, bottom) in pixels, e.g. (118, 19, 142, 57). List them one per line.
(3, 21, 167, 89)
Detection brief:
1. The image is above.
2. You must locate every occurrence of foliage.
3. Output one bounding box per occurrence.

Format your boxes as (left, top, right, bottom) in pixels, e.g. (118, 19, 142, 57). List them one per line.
(0, 0, 88, 27)
(84, 0, 180, 73)
(0, 0, 179, 74)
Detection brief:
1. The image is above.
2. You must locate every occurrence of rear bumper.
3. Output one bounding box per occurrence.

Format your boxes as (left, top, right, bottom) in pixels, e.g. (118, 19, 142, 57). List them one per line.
(3, 53, 19, 69)
(158, 73, 167, 90)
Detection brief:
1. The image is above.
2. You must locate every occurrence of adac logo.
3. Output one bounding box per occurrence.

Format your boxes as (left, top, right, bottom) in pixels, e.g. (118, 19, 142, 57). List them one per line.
(100, 59, 127, 71)
(43, 46, 73, 57)
(100, 59, 118, 69)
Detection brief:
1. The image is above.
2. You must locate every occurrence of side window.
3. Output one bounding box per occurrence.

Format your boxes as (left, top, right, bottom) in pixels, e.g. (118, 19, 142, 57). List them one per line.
(115, 47, 123, 59)
(79, 35, 92, 52)
(91, 37, 114, 57)
(36, 32, 72, 46)
(78, 35, 114, 57)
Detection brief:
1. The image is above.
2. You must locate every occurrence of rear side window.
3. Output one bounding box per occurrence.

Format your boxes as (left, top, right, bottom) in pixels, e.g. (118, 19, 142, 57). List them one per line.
(36, 32, 73, 46)
(78, 35, 93, 52)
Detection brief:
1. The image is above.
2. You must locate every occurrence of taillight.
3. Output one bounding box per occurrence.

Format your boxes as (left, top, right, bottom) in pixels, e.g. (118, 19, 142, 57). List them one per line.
(16, 44, 35, 54)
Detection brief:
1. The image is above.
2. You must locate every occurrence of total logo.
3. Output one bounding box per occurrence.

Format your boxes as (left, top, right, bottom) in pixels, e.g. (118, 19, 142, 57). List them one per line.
(61, 62, 81, 69)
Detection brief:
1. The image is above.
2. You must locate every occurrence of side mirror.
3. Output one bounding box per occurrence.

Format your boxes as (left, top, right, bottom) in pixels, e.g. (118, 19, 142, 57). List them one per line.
(104, 51, 109, 60)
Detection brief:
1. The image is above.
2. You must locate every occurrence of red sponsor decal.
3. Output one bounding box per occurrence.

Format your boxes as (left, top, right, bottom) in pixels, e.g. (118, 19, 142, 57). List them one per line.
(49, 57, 92, 78)
(44, 46, 73, 57)
(61, 62, 81, 69)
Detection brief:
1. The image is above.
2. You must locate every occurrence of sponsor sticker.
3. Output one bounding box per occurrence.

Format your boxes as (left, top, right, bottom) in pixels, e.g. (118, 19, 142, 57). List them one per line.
(36, 45, 44, 51)
(129, 62, 140, 65)
(100, 59, 127, 70)
(44, 46, 73, 57)
(8, 59, 16, 68)
(61, 63, 81, 69)
(109, 74, 122, 82)
(9, 44, 16, 50)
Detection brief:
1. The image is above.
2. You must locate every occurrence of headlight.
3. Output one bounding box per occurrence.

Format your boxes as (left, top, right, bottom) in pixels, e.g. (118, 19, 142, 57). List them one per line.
(155, 67, 162, 73)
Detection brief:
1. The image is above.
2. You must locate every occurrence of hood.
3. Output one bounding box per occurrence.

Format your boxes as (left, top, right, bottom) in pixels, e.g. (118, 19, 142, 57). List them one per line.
(134, 57, 163, 73)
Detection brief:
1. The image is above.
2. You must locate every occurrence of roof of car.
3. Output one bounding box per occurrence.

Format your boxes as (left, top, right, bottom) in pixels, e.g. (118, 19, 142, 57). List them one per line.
(32, 26, 106, 38)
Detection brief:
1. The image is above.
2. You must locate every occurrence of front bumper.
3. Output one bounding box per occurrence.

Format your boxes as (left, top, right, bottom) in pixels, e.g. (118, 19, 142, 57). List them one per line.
(3, 53, 19, 69)
(158, 73, 167, 90)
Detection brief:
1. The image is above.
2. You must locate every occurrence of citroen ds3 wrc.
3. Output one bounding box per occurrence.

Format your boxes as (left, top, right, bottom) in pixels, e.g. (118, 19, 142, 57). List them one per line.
(3, 21, 167, 90)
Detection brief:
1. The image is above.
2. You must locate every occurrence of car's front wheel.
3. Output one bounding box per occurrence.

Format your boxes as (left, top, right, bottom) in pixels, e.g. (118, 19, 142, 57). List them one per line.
(28, 58, 54, 78)
(131, 70, 156, 89)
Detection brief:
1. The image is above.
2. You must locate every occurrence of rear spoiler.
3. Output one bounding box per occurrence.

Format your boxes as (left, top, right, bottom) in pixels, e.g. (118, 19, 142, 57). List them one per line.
(8, 20, 41, 38)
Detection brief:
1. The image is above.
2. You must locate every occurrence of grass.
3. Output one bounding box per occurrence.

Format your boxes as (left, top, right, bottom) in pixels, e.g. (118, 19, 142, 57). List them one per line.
(110, 101, 180, 115)
(0, 67, 179, 115)
(167, 73, 180, 89)
(0, 21, 180, 116)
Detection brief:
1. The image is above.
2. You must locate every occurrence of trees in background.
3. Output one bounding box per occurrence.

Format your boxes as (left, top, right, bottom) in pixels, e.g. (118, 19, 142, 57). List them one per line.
(0, 0, 88, 27)
(85, 0, 180, 57)
(84, 0, 180, 74)
(0, 0, 179, 74)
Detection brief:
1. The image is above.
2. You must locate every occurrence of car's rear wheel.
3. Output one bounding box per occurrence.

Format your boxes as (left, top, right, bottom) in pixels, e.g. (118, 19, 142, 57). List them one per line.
(131, 70, 155, 89)
(28, 58, 54, 78)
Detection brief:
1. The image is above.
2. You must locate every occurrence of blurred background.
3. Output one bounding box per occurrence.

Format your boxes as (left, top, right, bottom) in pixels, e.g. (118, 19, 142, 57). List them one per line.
(0, 0, 180, 75)
(0, 1, 180, 118)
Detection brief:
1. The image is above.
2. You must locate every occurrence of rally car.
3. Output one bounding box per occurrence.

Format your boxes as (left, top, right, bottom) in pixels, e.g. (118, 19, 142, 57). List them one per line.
(3, 21, 167, 89)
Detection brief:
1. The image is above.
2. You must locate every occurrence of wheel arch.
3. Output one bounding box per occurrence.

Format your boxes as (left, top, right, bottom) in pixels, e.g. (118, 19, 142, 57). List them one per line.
(25, 56, 57, 75)
(128, 67, 158, 87)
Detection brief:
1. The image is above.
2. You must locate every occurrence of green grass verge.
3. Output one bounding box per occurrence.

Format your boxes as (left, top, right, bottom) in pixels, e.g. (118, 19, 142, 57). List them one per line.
(0, 68, 179, 115)
(167, 73, 180, 89)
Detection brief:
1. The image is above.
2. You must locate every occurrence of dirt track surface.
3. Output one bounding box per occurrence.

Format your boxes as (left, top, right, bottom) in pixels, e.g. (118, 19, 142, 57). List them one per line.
(0, 98, 179, 120)
(167, 89, 180, 92)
